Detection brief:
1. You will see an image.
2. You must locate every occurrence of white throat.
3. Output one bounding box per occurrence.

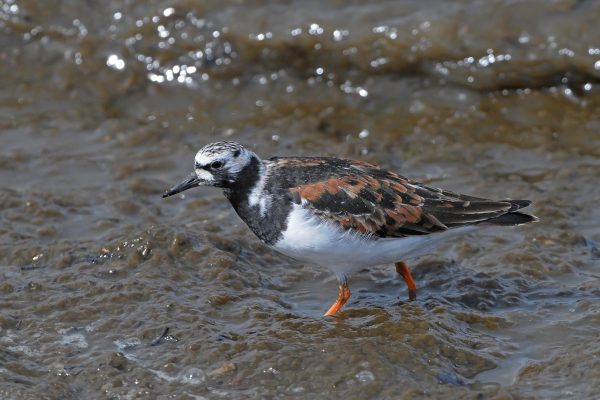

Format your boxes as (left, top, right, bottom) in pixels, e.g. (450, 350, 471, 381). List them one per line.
(247, 162, 271, 216)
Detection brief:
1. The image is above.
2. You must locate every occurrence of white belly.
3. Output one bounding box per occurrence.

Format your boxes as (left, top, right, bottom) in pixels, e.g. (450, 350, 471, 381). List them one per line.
(272, 205, 451, 279)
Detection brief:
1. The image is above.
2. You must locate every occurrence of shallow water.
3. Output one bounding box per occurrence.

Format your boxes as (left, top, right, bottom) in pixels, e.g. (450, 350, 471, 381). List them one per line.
(1, 0, 600, 398)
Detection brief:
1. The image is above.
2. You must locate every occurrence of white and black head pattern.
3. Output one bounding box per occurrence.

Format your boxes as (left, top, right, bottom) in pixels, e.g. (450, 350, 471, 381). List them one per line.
(193, 141, 255, 187)
(162, 141, 260, 198)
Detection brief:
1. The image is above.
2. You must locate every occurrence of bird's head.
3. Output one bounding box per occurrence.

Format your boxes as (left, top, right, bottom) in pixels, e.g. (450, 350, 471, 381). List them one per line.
(162, 141, 256, 198)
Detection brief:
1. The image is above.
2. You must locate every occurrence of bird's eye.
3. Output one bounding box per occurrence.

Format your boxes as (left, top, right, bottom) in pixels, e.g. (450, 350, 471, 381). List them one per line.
(210, 161, 223, 169)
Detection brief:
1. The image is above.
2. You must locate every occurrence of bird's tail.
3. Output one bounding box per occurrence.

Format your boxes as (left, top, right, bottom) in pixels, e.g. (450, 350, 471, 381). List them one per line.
(485, 200, 538, 226)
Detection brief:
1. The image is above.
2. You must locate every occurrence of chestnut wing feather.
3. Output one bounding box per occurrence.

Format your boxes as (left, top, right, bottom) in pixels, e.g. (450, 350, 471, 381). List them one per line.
(269, 157, 523, 238)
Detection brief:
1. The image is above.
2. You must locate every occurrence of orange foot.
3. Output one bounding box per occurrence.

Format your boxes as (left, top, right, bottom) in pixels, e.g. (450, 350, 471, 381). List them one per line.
(324, 280, 351, 316)
(395, 261, 417, 301)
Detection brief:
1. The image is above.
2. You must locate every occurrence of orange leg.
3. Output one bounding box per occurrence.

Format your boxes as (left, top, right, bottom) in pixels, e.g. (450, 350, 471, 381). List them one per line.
(324, 280, 351, 316)
(395, 261, 417, 301)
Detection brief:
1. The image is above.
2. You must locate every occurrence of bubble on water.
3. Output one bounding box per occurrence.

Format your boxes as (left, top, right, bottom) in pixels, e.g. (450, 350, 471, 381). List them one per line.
(149, 73, 165, 83)
(435, 62, 449, 75)
(370, 57, 389, 68)
(558, 48, 574, 57)
(478, 54, 496, 67)
(358, 129, 369, 139)
(355, 370, 375, 383)
(180, 367, 206, 385)
(72, 19, 88, 36)
(163, 7, 175, 17)
(1, 1, 20, 15)
(106, 54, 126, 70)
(594, 60, 600, 71)
(308, 23, 323, 35)
(563, 87, 578, 102)
(589, 48, 600, 55)
(157, 25, 170, 38)
(332, 29, 348, 41)
(518, 33, 530, 44)
(263, 366, 280, 375)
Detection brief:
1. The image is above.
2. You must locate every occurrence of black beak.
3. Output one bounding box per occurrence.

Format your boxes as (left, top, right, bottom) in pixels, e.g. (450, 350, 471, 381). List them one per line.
(162, 173, 201, 198)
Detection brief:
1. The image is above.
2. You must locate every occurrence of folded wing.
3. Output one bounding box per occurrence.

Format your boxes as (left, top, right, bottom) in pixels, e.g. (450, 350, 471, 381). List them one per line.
(269, 157, 535, 238)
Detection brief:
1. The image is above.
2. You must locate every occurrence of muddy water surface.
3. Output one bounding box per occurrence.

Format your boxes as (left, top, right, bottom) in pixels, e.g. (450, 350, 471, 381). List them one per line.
(1, 0, 600, 399)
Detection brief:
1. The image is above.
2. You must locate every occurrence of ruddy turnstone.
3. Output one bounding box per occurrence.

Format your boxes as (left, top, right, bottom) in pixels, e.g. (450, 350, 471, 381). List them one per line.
(163, 141, 537, 316)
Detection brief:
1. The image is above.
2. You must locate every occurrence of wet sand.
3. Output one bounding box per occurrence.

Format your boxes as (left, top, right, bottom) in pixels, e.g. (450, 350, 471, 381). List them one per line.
(1, 0, 600, 398)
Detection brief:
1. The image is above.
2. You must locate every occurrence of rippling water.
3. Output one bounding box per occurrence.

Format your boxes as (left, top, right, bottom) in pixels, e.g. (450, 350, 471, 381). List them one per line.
(1, 0, 600, 398)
